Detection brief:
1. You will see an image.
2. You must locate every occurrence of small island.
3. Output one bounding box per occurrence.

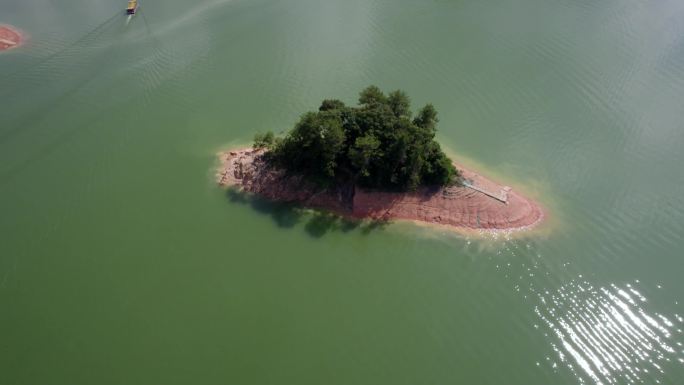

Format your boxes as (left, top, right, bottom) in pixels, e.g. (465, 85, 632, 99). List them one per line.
(0, 24, 24, 51)
(218, 86, 543, 232)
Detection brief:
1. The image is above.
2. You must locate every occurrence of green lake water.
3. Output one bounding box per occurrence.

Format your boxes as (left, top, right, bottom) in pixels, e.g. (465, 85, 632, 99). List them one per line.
(2, 0, 684, 384)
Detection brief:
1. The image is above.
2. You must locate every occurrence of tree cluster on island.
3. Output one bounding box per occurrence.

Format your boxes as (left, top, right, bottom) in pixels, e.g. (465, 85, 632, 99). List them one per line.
(253, 86, 459, 191)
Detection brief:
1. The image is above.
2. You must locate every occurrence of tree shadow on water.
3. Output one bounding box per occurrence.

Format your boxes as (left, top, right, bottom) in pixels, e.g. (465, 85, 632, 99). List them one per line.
(226, 188, 302, 228)
(303, 212, 391, 238)
(360, 218, 390, 235)
(225, 189, 389, 238)
(304, 212, 366, 238)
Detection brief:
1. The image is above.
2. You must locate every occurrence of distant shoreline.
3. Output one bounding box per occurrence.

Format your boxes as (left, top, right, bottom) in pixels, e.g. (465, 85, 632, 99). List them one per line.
(217, 148, 544, 233)
(0, 24, 24, 51)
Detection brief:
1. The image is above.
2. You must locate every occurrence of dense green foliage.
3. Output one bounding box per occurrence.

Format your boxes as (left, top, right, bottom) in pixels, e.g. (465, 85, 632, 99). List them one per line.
(252, 131, 275, 149)
(255, 86, 458, 190)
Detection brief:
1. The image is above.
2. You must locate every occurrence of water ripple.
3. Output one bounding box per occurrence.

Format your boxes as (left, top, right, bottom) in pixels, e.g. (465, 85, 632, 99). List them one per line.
(535, 280, 683, 384)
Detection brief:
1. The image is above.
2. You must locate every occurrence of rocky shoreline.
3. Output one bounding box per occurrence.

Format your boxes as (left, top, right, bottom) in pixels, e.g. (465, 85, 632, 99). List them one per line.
(217, 148, 544, 232)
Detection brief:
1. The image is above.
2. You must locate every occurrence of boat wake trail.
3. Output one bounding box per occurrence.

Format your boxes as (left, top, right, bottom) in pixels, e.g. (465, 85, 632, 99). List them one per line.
(1, 13, 119, 73)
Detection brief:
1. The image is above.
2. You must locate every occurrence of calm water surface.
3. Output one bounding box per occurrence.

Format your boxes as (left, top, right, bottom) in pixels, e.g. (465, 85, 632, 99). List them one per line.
(1, 0, 684, 384)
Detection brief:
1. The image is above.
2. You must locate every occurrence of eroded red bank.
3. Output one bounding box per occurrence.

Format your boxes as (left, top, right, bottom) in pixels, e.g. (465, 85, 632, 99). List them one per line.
(0, 25, 24, 51)
(218, 148, 544, 232)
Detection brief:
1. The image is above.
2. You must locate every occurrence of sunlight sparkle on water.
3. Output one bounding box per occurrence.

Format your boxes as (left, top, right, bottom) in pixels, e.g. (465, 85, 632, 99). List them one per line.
(535, 281, 683, 385)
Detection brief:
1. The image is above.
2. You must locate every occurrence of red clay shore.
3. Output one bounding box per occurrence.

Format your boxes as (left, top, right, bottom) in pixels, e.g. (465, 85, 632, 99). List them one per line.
(217, 148, 544, 232)
(0, 25, 24, 51)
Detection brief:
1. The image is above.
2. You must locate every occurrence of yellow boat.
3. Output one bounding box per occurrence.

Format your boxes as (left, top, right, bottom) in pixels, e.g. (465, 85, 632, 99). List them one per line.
(126, 0, 138, 14)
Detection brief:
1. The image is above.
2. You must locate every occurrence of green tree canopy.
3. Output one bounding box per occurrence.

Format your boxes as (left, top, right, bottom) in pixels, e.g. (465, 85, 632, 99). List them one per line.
(258, 85, 459, 190)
